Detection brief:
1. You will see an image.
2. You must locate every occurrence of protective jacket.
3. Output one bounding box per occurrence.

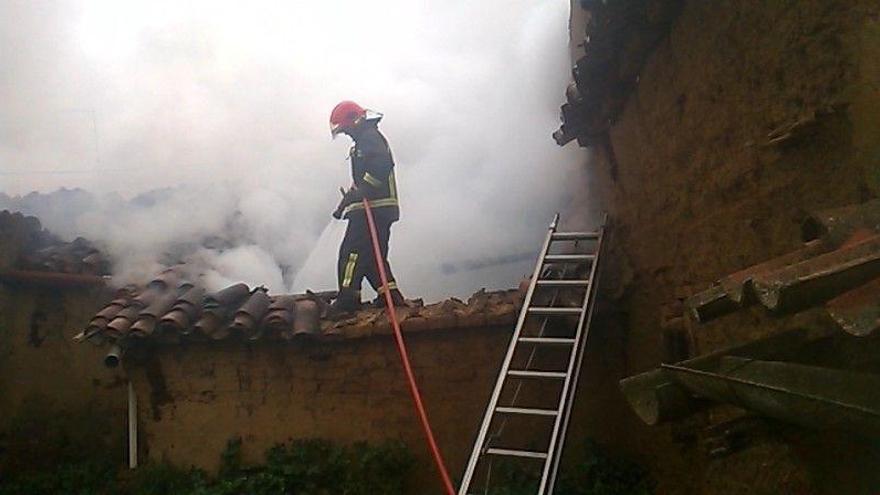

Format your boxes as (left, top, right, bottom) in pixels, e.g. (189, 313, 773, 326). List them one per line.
(339, 118, 400, 221)
(333, 116, 401, 305)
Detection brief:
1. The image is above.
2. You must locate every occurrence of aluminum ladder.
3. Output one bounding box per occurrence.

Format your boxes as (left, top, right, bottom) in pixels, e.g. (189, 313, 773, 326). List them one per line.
(458, 213, 607, 495)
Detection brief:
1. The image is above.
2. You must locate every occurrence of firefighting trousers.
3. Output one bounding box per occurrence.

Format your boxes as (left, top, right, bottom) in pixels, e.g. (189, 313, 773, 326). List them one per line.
(337, 209, 398, 297)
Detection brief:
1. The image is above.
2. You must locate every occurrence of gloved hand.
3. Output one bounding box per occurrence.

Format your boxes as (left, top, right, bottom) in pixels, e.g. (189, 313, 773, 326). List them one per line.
(332, 186, 353, 220)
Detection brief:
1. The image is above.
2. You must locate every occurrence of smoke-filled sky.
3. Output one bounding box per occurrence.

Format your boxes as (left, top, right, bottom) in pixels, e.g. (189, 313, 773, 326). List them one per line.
(0, 0, 589, 301)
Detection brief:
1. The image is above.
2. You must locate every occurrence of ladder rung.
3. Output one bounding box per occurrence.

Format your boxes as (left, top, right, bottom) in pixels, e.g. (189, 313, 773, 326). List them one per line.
(543, 254, 595, 263)
(496, 406, 559, 417)
(459, 216, 603, 495)
(552, 232, 599, 241)
(485, 448, 548, 460)
(518, 337, 576, 345)
(508, 370, 567, 379)
(536, 279, 590, 287)
(529, 307, 582, 316)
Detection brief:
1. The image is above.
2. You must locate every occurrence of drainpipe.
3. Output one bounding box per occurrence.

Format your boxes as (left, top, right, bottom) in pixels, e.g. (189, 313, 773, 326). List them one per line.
(128, 380, 138, 469)
(105, 343, 125, 368)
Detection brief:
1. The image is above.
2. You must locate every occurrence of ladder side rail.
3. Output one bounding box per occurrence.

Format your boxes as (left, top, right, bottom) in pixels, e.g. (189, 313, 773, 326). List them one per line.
(488, 261, 573, 444)
(543, 215, 608, 495)
(458, 214, 560, 495)
(536, 287, 593, 493)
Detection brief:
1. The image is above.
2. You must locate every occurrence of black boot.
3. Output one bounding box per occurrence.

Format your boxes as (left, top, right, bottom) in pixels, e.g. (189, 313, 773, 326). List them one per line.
(325, 290, 360, 319)
(373, 289, 407, 308)
(390, 288, 406, 307)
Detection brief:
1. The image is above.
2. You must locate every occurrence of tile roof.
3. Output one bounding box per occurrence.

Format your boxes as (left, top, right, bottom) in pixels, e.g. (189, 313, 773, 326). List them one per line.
(76, 267, 523, 360)
(686, 199, 880, 337)
(1, 209, 523, 354)
(621, 200, 880, 433)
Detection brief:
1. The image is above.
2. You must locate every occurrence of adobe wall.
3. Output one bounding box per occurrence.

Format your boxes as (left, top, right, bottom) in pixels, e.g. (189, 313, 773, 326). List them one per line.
(0, 211, 126, 470)
(127, 326, 514, 494)
(0, 213, 124, 433)
(596, 0, 879, 364)
(0, 284, 126, 430)
(570, 1, 880, 493)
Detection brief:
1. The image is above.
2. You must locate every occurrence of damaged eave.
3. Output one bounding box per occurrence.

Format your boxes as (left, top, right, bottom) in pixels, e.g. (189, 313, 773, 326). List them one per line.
(624, 199, 880, 435)
(0, 209, 111, 287)
(686, 199, 880, 337)
(554, 0, 683, 147)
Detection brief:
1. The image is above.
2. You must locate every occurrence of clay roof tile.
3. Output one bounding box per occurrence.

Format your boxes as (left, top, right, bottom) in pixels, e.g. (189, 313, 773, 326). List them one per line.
(230, 288, 271, 340)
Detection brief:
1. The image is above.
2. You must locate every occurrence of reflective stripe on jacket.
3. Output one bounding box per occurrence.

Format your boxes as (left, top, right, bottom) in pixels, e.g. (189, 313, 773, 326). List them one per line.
(342, 119, 400, 221)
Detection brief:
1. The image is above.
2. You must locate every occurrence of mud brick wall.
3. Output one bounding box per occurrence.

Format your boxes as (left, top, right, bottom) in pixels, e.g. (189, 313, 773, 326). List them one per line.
(0, 284, 125, 429)
(567, 1, 880, 493)
(0, 211, 122, 429)
(585, 0, 880, 371)
(127, 326, 514, 493)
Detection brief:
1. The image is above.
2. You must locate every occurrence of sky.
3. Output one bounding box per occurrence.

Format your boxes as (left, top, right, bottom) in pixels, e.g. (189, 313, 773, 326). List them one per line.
(0, 0, 590, 301)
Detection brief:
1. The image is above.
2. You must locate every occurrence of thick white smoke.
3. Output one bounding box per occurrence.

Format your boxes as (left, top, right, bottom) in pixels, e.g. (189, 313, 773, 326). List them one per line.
(0, 0, 588, 301)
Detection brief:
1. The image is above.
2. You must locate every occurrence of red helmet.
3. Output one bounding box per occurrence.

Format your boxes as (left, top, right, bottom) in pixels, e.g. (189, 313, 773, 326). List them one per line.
(329, 100, 366, 137)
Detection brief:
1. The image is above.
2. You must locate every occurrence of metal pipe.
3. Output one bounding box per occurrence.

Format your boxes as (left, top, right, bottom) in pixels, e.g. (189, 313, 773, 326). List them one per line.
(104, 344, 124, 368)
(128, 381, 138, 469)
(104, 344, 125, 368)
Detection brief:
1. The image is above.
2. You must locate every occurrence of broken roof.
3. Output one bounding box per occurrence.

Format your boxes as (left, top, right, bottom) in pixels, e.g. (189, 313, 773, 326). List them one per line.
(554, 0, 683, 147)
(77, 266, 522, 360)
(686, 199, 880, 337)
(0, 209, 110, 280)
(0, 209, 522, 355)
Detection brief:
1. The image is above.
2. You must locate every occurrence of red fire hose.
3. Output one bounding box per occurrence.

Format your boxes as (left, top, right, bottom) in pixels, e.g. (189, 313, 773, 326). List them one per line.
(362, 198, 457, 495)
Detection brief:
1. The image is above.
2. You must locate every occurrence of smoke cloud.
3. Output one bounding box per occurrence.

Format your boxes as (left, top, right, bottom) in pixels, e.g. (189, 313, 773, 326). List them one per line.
(0, 0, 588, 301)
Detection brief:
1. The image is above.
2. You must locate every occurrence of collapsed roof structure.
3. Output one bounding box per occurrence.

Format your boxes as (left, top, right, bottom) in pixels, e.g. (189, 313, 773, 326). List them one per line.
(554, 0, 683, 147)
(0, 210, 110, 287)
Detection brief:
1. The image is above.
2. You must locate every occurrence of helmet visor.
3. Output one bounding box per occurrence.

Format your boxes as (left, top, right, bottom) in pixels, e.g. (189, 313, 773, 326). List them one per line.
(330, 122, 343, 139)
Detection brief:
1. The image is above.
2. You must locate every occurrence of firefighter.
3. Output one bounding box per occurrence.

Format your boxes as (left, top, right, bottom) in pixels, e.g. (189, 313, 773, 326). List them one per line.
(327, 100, 405, 316)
